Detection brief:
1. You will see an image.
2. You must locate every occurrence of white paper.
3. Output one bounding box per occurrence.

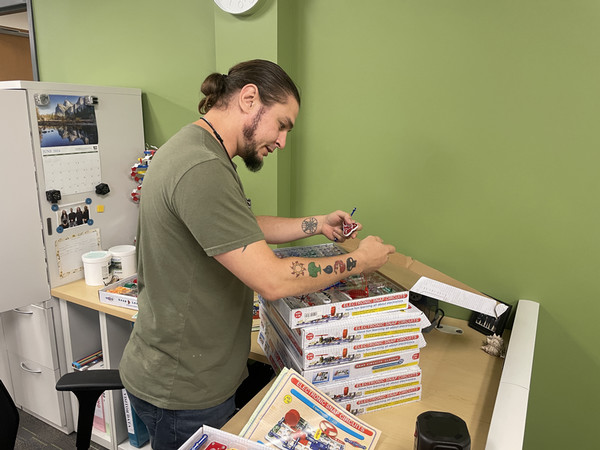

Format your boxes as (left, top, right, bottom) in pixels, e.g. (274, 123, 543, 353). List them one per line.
(55, 228, 101, 278)
(42, 149, 101, 195)
(411, 276, 508, 318)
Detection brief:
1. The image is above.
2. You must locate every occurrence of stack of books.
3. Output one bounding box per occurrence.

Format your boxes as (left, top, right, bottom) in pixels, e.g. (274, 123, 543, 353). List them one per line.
(258, 243, 430, 415)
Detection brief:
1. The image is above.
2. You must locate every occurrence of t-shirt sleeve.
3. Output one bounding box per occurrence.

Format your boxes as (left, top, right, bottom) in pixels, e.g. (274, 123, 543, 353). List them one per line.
(172, 158, 264, 256)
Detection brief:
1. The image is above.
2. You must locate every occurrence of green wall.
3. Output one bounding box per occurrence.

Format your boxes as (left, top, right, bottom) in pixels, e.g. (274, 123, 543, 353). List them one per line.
(31, 0, 599, 448)
(291, 2, 599, 448)
(33, 0, 215, 146)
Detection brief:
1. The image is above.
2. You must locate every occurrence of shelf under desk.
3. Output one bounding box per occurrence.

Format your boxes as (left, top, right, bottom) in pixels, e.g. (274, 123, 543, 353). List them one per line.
(51, 279, 268, 364)
(224, 316, 505, 450)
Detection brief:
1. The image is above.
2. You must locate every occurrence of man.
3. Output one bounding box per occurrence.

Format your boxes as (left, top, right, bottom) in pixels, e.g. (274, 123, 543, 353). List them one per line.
(120, 59, 395, 449)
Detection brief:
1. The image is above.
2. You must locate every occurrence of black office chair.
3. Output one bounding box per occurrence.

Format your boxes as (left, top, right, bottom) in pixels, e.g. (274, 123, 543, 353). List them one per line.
(56, 369, 123, 450)
(0, 378, 19, 449)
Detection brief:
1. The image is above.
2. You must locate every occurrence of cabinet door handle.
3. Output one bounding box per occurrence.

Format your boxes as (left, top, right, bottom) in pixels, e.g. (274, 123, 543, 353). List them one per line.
(20, 362, 42, 374)
(13, 308, 34, 315)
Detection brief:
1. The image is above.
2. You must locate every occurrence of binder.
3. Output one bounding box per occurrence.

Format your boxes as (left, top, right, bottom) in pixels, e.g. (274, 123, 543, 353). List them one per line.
(122, 389, 150, 448)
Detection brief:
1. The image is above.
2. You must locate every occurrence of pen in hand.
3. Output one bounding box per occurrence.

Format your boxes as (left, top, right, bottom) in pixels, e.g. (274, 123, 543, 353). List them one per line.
(336, 207, 358, 241)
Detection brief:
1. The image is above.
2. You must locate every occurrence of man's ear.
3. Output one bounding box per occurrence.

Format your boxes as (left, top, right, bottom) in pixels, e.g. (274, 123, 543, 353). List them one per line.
(239, 83, 259, 112)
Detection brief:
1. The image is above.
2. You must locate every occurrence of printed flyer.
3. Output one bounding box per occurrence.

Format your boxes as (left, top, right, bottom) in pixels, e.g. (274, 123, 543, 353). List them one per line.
(240, 368, 380, 450)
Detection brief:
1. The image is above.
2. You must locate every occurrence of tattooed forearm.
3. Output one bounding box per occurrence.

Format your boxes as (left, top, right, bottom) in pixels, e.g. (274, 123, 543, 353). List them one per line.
(290, 261, 306, 277)
(306, 257, 358, 278)
(301, 217, 318, 235)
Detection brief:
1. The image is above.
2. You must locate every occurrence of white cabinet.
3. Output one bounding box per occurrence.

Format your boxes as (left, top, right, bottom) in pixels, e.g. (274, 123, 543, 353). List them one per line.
(0, 318, 14, 399)
(4, 304, 58, 368)
(1, 299, 73, 432)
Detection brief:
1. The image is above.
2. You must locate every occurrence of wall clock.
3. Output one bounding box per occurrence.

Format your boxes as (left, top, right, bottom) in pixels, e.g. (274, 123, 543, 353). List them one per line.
(214, 0, 263, 15)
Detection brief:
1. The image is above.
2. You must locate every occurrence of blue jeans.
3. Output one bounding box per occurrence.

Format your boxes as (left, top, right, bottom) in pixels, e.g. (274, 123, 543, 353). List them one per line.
(126, 391, 236, 449)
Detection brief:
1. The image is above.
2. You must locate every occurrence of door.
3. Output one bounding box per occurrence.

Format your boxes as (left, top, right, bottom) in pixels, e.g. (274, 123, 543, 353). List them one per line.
(0, 89, 50, 312)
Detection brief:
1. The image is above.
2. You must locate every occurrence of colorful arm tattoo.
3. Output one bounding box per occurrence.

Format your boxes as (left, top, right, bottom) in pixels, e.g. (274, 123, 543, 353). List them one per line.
(307, 257, 358, 278)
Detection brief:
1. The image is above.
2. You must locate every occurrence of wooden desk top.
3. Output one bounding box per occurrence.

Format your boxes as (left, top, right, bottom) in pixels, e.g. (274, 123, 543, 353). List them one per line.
(51, 279, 269, 364)
(223, 316, 505, 450)
(51, 279, 138, 321)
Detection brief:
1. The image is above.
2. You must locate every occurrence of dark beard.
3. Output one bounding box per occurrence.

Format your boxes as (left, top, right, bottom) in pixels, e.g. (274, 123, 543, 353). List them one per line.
(241, 107, 266, 172)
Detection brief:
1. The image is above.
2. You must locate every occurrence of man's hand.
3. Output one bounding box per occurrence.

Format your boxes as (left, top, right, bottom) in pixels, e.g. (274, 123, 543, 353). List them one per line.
(355, 235, 396, 274)
(321, 210, 362, 242)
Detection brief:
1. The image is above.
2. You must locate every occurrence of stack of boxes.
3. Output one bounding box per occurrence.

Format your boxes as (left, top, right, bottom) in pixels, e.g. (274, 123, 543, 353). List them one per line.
(258, 243, 431, 416)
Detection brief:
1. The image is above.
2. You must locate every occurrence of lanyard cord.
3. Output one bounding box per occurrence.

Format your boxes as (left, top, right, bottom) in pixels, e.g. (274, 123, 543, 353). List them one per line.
(199, 117, 236, 169)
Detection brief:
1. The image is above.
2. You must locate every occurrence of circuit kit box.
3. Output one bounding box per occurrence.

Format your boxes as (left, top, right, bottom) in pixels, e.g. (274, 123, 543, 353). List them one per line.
(261, 304, 425, 370)
(258, 318, 421, 385)
(267, 244, 411, 328)
(99, 275, 138, 310)
(338, 384, 422, 416)
(261, 296, 430, 351)
(320, 365, 422, 403)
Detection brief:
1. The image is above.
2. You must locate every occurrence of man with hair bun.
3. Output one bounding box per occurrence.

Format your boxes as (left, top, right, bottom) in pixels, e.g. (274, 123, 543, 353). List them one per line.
(120, 59, 395, 449)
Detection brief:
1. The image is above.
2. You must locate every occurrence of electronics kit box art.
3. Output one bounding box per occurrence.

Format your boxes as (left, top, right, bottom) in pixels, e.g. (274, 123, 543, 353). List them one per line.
(260, 296, 430, 352)
(260, 305, 426, 370)
(319, 365, 422, 403)
(258, 315, 421, 386)
(336, 384, 423, 416)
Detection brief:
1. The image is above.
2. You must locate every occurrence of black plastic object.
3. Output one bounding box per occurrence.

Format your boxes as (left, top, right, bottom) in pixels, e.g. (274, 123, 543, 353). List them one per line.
(46, 189, 62, 203)
(414, 411, 471, 450)
(95, 183, 110, 195)
(56, 369, 123, 450)
(0, 378, 19, 449)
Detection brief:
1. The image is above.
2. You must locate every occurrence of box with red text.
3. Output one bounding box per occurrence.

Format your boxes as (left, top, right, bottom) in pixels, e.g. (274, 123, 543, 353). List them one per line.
(258, 316, 421, 385)
(320, 365, 422, 403)
(261, 297, 429, 351)
(265, 271, 410, 329)
(261, 305, 425, 370)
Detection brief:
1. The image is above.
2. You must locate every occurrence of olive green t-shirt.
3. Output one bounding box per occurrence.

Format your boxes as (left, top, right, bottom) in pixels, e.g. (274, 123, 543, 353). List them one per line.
(119, 124, 264, 410)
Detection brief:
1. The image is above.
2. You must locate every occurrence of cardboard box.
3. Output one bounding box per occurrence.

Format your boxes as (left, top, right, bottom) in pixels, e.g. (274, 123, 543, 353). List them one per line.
(336, 240, 509, 319)
(261, 304, 425, 370)
(99, 275, 138, 310)
(258, 318, 420, 385)
(320, 365, 422, 402)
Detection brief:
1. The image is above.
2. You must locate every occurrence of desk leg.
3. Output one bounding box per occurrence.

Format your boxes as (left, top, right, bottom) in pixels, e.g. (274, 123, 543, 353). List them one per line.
(99, 312, 133, 449)
(58, 298, 77, 433)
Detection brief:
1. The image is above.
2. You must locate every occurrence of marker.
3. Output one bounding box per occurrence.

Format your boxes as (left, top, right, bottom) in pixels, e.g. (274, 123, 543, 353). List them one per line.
(191, 434, 208, 450)
(335, 208, 357, 242)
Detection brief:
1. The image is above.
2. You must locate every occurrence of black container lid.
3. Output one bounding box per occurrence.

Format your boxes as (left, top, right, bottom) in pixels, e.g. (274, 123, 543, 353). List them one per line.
(415, 411, 471, 449)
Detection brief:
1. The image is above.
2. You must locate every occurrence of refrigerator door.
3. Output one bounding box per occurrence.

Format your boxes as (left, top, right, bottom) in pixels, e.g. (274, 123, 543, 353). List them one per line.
(0, 89, 51, 312)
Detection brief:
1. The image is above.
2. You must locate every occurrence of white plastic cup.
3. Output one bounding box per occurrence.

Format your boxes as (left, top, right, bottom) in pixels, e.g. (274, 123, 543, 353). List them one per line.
(108, 245, 137, 279)
(81, 250, 113, 286)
